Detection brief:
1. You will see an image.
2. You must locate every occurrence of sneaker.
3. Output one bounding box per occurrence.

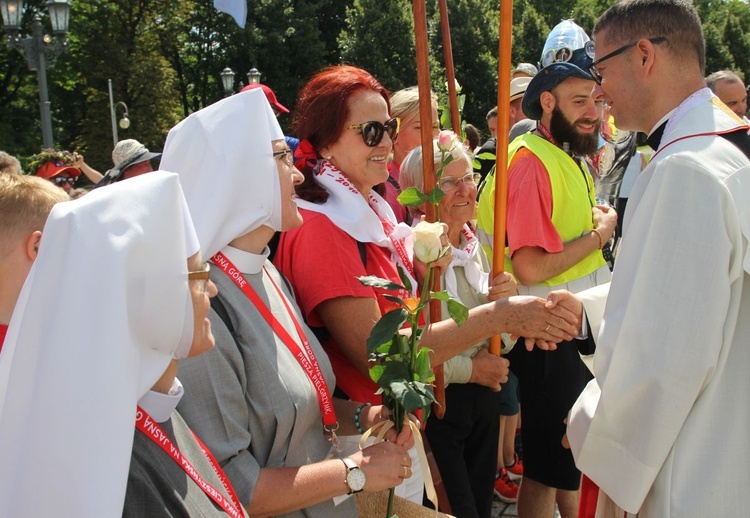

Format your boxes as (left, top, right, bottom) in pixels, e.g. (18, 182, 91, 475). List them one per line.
(494, 468, 519, 503)
(505, 452, 523, 481)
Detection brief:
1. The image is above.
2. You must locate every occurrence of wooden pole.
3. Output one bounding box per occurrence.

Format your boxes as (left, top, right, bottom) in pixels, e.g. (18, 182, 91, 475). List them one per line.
(439, 0, 461, 135)
(411, 0, 446, 419)
(489, 0, 513, 356)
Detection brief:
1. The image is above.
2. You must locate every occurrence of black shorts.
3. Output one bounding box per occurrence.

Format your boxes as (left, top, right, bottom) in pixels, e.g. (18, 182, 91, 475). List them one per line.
(507, 339, 592, 490)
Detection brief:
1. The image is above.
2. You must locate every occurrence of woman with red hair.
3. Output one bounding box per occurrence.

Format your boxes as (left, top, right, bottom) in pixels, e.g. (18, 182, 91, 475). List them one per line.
(274, 66, 580, 507)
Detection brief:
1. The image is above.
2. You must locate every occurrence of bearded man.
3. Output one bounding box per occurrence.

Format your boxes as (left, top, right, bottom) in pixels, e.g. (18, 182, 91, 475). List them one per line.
(476, 20, 617, 518)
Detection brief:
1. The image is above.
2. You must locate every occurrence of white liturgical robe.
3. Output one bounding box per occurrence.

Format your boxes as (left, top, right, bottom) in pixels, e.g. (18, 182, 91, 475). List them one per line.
(567, 93, 750, 517)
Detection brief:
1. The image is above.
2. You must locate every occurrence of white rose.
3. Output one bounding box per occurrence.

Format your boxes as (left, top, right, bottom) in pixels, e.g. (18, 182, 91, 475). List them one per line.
(413, 221, 444, 263)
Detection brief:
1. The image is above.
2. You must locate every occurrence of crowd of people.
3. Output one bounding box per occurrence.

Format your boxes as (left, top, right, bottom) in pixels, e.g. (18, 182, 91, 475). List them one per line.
(0, 0, 749, 517)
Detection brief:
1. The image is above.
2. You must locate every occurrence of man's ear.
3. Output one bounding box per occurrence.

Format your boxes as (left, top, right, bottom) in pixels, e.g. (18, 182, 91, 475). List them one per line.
(25, 231, 42, 261)
(540, 91, 557, 115)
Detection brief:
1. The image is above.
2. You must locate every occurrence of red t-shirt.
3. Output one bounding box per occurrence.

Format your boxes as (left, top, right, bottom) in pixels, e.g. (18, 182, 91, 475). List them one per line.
(0, 323, 8, 353)
(506, 148, 564, 257)
(274, 209, 409, 404)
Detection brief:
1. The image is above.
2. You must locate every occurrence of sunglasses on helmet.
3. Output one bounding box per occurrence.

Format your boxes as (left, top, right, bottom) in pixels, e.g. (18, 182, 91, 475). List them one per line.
(347, 117, 400, 147)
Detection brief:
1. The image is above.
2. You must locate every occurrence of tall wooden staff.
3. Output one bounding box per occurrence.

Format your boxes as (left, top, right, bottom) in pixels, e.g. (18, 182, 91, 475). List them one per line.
(411, 0, 447, 419)
(489, 0, 513, 356)
(439, 0, 461, 135)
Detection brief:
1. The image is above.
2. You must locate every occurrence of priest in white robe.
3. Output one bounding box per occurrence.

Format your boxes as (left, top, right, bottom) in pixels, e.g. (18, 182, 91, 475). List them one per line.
(561, 1, 750, 516)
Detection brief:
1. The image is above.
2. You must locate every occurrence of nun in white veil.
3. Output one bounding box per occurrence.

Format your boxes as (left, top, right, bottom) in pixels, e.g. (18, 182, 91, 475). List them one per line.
(161, 89, 415, 517)
(0, 172, 230, 516)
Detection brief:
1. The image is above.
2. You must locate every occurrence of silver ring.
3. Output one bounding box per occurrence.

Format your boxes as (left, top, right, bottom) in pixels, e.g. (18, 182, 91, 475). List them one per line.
(545, 324, 551, 332)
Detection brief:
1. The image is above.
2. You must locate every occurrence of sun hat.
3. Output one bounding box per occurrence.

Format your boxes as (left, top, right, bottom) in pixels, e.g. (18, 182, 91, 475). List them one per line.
(510, 77, 532, 103)
(511, 63, 539, 78)
(522, 20, 596, 120)
(112, 139, 161, 171)
(240, 83, 290, 114)
(95, 139, 161, 187)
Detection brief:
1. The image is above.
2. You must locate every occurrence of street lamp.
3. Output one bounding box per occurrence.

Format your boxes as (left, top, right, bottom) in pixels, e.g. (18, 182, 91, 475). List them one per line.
(0, 0, 71, 149)
(220, 67, 235, 97)
(107, 78, 130, 147)
(247, 67, 261, 85)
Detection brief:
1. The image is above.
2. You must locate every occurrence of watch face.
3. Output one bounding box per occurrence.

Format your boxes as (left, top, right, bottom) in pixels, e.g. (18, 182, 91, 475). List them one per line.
(347, 468, 366, 492)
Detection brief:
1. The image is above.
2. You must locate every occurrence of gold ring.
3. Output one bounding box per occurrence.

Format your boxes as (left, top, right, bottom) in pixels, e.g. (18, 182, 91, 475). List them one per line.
(545, 324, 551, 332)
(403, 465, 408, 478)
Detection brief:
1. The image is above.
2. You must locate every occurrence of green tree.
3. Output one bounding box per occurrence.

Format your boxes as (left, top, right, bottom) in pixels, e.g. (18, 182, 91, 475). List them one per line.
(338, 0, 417, 91)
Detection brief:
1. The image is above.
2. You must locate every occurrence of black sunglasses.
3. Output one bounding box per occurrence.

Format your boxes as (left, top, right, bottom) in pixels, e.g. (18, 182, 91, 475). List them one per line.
(589, 37, 666, 84)
(53, 176, 76, 186)
(347, 117, 400, 147)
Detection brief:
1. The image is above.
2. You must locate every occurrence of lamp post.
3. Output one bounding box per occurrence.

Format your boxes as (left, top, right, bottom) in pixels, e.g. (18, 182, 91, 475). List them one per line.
(108, 78, 130, 148)
(220, 67, 235, 97)
(247, 67, 261, 85)
(0, 0, 70, 149)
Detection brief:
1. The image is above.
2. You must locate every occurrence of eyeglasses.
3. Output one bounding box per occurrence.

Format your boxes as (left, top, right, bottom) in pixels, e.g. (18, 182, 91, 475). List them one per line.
(188, 262, 211, 292)
(438, 172, 481, 192)
(348, 117, 400, 147)
(589, 37, 666, 85)
(53, 176, 76, 186)
(273, 148, 294, 168)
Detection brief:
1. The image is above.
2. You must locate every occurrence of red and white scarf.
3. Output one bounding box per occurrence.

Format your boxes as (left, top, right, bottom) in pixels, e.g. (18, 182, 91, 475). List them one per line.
(296, 160, 416, 291)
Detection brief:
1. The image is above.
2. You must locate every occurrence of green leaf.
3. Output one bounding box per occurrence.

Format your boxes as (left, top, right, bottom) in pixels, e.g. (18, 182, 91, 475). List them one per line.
(390, 380, 436, 413)
(441, 154, 454, 167)
(366, 308, 408, 354)
(447, 298, 469, 327)
(377, 362, 412, 389)
(357, 275, 405, 291)
(383, 294, 408, 307)
(397, 265, 413, 294)
(476, 152, 496, 160)
(428, 187, 445, 205)
(398, 187, 429, 207)
(429, 291, 469, 326)
(472, 159, 481, 170)
(369, 363, 385, 383)
(414, 349, 434, 382)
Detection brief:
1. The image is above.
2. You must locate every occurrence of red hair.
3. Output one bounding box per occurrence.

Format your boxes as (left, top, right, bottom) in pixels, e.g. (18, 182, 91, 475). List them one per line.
(293, 66, 390, 203)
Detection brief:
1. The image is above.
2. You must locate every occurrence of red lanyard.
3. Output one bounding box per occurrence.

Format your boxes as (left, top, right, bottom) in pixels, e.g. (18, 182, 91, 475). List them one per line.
(536, 122, 560, 148)
(369, 194, 416, 280)
(211, 252, 339, 433)
(135, 407, 244, 517)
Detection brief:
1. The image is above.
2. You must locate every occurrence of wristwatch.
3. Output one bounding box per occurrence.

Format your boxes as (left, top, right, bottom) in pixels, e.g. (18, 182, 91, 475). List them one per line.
(341, 457, 366, 494)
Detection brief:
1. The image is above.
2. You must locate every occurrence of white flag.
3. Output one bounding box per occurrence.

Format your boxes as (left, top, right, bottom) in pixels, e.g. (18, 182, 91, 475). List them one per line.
(214, 0, 246, 28)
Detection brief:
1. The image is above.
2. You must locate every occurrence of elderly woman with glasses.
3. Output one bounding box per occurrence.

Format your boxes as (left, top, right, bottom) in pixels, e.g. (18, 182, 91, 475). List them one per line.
(399, 132, 520, 517)
(273, 66, 581, 506)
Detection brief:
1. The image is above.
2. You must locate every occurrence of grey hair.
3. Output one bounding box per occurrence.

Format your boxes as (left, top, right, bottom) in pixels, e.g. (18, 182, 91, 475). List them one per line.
(399, 131, 473, 194)
(706, 70, 745, 92)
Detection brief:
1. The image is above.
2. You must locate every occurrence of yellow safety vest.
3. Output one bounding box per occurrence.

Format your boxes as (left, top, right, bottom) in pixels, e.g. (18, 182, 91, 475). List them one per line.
(476, 133, 605, 286)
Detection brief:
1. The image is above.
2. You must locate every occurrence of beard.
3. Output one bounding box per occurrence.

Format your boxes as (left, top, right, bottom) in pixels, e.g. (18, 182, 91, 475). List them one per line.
(550, 106, 600, 156)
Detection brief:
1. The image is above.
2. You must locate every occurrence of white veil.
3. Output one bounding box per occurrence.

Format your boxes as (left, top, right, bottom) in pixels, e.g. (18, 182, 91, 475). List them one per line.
(161, 88, 284, 257)
(0, 172, 199, 516)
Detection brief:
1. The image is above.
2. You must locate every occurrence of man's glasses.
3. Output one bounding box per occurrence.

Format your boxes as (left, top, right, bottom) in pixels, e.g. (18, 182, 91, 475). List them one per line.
(53, 176, 76, 186)
(273, 148, 294, 168)
(348, 117, 400, 147)
(188, 262, 211, 292)
(438, 172, 481, 192)
(589, 37, 666, 85)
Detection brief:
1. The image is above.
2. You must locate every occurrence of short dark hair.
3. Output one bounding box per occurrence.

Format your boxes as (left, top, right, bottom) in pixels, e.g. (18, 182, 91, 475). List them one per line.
(486, 106, 498, 120)
(464, 124, 481, 150)
(594, 0, 705, 75)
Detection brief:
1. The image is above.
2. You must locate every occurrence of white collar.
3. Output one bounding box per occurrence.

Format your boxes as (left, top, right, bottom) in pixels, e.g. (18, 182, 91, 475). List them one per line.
(648, 110, 674, 139)
(138, 378, 185, 423)
(218, 244, 269, 275)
